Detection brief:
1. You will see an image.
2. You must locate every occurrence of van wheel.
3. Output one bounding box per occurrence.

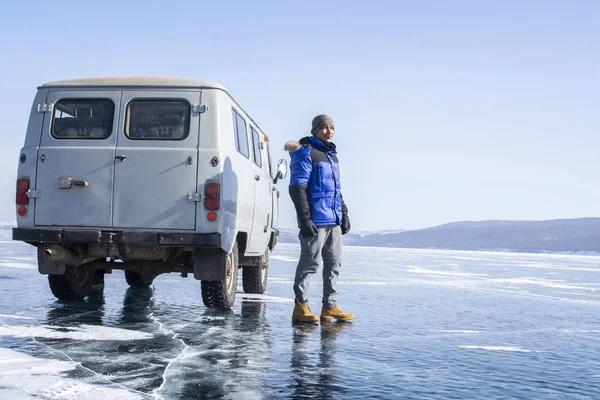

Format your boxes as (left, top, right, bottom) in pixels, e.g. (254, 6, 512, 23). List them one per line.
(243, 249, 268, 294)
(201, 242, 239, 309)
(125, 270, 154, 288)
(48, 265, 95, 301)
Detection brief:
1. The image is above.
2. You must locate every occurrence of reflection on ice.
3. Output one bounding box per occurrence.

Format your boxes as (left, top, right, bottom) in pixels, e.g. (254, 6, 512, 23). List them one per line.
(119, 287, 154, 325)
(290, 321, 352, 399)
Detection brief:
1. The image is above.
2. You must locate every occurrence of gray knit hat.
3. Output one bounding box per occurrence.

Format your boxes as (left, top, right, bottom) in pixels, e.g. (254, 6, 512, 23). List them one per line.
(311, 114, 334, 136)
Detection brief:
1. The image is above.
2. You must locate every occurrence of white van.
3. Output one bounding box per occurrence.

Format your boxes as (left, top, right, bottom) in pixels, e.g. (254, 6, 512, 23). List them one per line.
(12, 77, 288, 309)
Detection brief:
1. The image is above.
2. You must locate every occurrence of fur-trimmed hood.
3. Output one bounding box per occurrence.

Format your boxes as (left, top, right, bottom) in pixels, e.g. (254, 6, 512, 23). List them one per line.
(284, 141, 302, 153)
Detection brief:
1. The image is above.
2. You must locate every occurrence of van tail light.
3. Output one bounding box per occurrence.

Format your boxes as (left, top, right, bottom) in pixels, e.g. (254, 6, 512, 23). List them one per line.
(205, 183, 220, 211)
(16, 178, 29, 205)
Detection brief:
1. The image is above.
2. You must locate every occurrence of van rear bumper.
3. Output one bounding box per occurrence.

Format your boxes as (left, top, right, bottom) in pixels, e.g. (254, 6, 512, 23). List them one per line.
(12, 228, 221, 247)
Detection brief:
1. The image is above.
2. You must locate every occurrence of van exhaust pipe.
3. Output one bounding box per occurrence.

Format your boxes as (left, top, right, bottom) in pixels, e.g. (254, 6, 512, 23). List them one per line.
(44, 245, 98, 267)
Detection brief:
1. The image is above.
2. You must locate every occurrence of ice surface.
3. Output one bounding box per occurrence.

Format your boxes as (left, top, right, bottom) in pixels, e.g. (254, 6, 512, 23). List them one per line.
(1, 232, 599, 399)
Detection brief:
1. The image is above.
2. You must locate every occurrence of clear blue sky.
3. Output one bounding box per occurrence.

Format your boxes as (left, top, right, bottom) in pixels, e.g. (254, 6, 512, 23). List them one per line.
(1, 1, 598, 231)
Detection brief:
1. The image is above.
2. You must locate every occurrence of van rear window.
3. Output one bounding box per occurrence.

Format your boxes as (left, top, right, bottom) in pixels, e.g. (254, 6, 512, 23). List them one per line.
(52, 99, 114, 139)
(126, 100, 190, 140)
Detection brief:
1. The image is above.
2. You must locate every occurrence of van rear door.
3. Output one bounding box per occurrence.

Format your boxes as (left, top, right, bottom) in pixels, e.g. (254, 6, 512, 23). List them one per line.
(34, 91, 120, 227)
(112, 91, 200, 229)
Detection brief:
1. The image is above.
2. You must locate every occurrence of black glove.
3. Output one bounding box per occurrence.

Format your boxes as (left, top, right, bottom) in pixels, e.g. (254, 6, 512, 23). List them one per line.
(299, 219, 318, 237)
(341, 214, 351, 235)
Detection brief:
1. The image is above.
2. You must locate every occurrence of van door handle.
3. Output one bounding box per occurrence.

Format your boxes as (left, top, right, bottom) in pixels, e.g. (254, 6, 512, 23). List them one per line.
(73, 180, 88, 187)
(255, 175, 260, 181)
(115, 155, 127, 162)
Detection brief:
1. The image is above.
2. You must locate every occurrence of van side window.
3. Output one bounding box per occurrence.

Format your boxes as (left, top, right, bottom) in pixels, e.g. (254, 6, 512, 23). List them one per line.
(232, 109, 249, 158)
(250, 127, 262, 167)
(52, 99, 114, 139)
(126, 100, 190, 140)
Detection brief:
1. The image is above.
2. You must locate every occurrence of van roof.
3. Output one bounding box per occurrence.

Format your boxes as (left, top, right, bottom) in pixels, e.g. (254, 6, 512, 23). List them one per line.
(40, 77, 227, 90)
(39, 77, 269, 136)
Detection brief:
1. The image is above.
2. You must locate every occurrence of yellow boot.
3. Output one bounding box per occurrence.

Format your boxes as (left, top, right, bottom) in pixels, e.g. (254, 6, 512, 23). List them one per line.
(320, 306, 355, 322)
(292, 301, 319, 323)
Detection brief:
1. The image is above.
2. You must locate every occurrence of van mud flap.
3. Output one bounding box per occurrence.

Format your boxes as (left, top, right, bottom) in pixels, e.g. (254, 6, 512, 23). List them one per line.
(37, 247, 67, 275)
(193, 248, 227, 281)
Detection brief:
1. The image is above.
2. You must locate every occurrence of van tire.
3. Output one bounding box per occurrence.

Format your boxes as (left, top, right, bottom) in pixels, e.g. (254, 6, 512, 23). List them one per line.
(242, 249, 268, 294)
(124, 270, 154, 288)
(48, 265, 95, 301)
(201, 242, 239, 309)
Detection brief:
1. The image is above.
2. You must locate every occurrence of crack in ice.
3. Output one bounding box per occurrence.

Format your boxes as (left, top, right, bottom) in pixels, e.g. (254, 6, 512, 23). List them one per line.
(149, 312, 189, 400)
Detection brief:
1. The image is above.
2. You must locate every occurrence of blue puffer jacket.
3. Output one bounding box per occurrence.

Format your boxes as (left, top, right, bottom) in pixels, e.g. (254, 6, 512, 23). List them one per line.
(285, 136, 344, 226)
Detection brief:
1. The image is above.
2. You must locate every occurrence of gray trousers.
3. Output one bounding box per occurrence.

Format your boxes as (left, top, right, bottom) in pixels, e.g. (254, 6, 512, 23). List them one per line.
(293, 225, 343, 308)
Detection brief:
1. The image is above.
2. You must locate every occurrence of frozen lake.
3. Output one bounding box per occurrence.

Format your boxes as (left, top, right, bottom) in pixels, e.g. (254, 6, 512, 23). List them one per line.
(1, 229, 600, 399)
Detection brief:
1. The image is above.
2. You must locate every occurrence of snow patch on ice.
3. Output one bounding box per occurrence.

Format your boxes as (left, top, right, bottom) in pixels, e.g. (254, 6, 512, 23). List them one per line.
(6, 256, 35, 261)
(0, 314, 34, 320)
(489, 277, 598, 291)
(0, 324, 153, 341)
(0, 261, 36, 270)
(270, 255, 298, 263)
(460, 346, 536, 352)
(239, 294, 294, 303)
(199, 316, 227, 322)
(0, 348, 144, 399)
(407, 267, 487, 277)
(265, 278, 294, 285)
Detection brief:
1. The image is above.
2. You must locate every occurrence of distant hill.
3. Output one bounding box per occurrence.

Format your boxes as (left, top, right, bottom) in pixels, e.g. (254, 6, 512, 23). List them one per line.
(278, 218, 600, 254)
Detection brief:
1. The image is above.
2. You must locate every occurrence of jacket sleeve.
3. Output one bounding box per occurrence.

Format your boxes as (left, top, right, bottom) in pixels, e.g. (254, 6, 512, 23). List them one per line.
(289, 147, 313, 221)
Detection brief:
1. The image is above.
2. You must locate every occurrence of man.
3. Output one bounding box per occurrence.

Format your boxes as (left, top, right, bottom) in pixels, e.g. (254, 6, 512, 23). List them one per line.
(284, 114, 355, 323)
